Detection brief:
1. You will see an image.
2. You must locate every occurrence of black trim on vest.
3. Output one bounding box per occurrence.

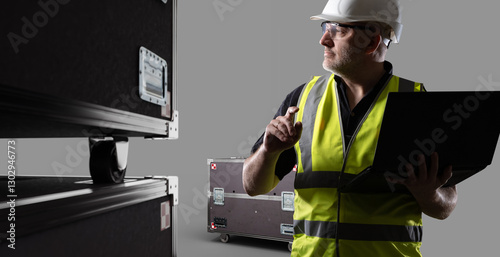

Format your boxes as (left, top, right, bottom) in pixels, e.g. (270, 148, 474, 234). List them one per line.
(294, 171, 357, 189)
(398, 77, 416, 92)
(338, 222, 423, 242)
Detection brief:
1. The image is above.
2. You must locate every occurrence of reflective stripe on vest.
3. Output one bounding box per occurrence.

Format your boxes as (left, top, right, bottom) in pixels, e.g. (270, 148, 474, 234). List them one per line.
(292, 74, 424, 256)
(293, 220, 423, 242)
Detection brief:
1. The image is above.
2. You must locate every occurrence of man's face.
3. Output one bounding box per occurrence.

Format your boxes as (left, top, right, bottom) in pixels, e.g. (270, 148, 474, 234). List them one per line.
(320, 22, 369, 76)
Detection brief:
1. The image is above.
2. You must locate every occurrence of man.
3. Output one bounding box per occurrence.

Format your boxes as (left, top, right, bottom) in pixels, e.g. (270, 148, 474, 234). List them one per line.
(242, 0, 458, 256)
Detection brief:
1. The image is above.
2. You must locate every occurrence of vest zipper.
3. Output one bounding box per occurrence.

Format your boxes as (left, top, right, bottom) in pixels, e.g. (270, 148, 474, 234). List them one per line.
(338, 75, 392, 176)
(335, 77, 391, 257)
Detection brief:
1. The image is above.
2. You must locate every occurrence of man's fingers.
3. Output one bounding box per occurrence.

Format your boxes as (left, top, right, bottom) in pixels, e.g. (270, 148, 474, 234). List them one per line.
(267, 119, 299, 143)
(429, 152, 439, 180)
(284, 106, 300, 119)
(417, 154, 427, 181)
(263, 107, 302, 153)
(439, 165, 453, 186)
(271, 119, 282, 130)
(386, 175, 405, 185)
(273, 117, 294, 138)
(404, 163, 417, 185)
(294, 121, 303, 139)
(266, 123, 288, 143)
(276, 107, 300, 137)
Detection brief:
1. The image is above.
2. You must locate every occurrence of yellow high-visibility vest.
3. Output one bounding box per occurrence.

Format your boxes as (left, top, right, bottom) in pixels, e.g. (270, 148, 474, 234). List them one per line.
(292, 74, 425, 257)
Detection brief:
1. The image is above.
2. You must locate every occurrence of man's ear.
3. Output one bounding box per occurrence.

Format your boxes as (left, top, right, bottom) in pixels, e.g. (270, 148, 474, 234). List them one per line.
(365, 34, 382, 55)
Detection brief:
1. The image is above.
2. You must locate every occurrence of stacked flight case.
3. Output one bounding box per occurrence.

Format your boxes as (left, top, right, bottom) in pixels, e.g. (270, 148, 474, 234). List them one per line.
(0, 175, 178, 257)
(207, 158, 295, 251)
(1, 0, 179, 255)
(0, 0, 179, 182)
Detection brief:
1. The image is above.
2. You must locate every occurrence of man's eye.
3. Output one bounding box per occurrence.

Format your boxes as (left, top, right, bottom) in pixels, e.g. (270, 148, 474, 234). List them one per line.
(336, 27, 348, 34)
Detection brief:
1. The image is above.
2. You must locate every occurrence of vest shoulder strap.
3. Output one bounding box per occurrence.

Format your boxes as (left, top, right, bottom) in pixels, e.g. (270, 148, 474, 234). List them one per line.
(397, 76, 425, 92)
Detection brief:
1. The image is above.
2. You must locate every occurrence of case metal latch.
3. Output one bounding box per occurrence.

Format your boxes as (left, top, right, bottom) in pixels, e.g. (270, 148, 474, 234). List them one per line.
(280, 223, 294, 236)
(281, 191, 294, 211)
(139, 46, 169, 107)
(213, 188, 224, 206)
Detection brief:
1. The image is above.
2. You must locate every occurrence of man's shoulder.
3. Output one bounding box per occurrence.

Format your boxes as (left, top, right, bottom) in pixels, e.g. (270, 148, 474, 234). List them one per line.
(280, 73, 337, 111)
(288, 83, 306, 98)
(281, 83, 306, 109)
(392, 74, 426, 92)
(393, 74, 423, 84)
(286, 74, 332, 98)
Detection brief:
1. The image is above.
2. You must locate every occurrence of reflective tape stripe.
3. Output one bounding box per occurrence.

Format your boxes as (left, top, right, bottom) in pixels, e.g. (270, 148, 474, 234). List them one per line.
(294, 219, 337, 239)
(293, 220, 423, 242)
(299, 75, 330, 173)
(294, 171, 357, 189)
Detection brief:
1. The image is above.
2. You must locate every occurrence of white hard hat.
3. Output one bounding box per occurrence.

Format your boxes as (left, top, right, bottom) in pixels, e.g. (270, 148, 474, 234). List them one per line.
(311, 0, 403, 43)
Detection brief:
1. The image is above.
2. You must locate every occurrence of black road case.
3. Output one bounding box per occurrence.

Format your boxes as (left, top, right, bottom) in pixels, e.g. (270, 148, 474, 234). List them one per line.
(207, 158, 295, 251)
(0, 175, 178, 256)
(0, 0, 179, 183)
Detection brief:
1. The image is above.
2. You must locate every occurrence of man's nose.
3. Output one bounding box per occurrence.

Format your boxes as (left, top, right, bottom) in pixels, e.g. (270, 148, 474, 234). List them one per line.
(320, 31, 334, 47)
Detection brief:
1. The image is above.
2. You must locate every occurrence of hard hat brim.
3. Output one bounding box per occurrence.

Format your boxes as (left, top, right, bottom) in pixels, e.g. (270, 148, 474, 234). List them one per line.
(310, 13, 357, 23)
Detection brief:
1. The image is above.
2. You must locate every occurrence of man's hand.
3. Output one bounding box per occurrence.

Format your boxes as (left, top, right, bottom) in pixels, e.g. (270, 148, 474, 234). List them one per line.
(242, 106, 302, 196)
(262, 106, 303, 155)
(400, 152, 452, 195)
(388, 152, 457, 220)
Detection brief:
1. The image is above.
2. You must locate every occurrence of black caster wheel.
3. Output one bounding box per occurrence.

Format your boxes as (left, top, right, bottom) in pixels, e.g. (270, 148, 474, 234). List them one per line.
(288, 242, 293, 252)
(220, 234, 230, 243)
(89, 140, 126, 184)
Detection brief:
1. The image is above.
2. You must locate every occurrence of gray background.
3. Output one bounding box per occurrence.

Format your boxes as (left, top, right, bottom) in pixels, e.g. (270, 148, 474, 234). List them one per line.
(1, 0, 499, 256)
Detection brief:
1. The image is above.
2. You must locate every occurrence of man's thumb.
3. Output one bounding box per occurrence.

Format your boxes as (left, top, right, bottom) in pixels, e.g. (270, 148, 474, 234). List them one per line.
(294, 121, 303, 139)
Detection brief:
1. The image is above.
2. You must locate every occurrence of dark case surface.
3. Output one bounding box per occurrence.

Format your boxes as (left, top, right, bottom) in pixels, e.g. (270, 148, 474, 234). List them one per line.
(0, 175, 178, 257)
(1, 0, 177, 138)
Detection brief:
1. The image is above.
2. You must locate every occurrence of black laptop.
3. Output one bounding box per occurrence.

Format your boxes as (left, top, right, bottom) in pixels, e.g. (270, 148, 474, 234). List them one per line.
(340, 91, 500, 193)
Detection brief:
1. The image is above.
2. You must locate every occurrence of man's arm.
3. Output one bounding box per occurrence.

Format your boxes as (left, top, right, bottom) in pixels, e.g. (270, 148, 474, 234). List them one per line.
(243, 146, 282, 196)
(389, 152, 458, 219)
(242, 107, 302, 196)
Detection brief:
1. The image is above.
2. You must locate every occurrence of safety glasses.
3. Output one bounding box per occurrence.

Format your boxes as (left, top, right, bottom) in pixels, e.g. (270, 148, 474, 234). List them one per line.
(320, 21, 392, 47)
(321, 21, 368, 39)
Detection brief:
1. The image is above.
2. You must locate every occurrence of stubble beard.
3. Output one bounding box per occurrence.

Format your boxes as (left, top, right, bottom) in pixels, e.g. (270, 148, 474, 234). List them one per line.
(322, 46, 363, 79)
